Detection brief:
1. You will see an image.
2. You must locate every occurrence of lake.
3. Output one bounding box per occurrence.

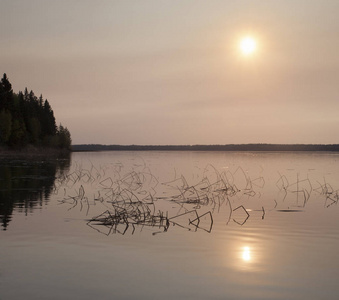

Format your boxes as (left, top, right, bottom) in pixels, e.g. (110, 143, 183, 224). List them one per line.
(1, 151, 339, 300)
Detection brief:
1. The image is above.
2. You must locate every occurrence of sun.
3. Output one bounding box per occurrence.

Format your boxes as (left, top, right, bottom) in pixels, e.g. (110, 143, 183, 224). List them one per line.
(240, 37, 257, 56)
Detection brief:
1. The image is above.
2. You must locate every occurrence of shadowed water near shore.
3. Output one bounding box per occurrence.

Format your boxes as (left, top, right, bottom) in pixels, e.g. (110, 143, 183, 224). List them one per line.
(0, 156, 70, 230)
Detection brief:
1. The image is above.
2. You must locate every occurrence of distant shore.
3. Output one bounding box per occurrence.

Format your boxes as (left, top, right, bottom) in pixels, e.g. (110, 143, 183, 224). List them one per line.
(72, 144, 339, 152)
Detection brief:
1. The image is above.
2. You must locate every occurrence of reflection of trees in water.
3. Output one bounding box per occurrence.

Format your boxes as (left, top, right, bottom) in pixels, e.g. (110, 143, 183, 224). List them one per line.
(0, 157, 71, 230)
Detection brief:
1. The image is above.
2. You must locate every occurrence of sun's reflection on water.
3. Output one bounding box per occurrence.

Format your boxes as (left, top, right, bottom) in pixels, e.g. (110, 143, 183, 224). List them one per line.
(233, 241, 263, 272)
(242, 246, 251, 262)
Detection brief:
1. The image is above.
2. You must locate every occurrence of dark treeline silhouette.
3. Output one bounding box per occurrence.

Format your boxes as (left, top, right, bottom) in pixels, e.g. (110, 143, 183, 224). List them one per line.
(0, 73, 71, 150)
(72, 143, 339, 152)
(0, 157, 71, 230)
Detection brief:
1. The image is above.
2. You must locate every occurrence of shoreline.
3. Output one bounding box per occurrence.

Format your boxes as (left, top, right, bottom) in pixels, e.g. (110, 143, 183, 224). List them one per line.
(0, 146, 71, 159)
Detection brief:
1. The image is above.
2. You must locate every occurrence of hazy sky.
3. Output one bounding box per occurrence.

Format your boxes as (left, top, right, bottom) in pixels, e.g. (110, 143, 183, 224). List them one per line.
(1, 0, 339, 145)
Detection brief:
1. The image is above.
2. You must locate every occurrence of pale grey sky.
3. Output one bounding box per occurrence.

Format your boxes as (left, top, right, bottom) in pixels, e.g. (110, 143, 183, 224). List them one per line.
(1, 0, 339, 145)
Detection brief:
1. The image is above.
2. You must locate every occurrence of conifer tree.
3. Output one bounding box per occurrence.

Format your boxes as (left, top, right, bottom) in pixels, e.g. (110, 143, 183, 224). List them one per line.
(0, 73, 13, 111)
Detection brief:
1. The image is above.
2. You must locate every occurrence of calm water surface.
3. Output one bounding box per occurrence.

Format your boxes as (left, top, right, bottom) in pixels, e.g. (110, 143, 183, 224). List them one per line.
(1, 151, 339, 300)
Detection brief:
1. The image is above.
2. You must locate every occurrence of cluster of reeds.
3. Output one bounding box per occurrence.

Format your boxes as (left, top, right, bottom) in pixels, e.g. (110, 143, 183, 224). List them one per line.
(88, 205, 169, 235)
(87, 207, 214, 235)
(314, 179, 339, 208)
(163, 165, 265, 202)
(275, 172, 339, 209)
(54, 161, 338, 235)
(161, 165, 265, 225)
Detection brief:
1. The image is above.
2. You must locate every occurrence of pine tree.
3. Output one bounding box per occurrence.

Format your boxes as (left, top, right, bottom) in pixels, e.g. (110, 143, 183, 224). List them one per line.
(57, 124, 72, 150)
(0, 73, 13, 111)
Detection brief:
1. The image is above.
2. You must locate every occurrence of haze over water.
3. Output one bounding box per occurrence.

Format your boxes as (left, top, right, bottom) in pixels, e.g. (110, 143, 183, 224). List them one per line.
(2, 1, 339, 145)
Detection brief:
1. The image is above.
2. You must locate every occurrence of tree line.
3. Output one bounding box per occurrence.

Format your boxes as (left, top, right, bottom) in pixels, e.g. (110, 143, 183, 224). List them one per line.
(0, 73, 71, 150)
